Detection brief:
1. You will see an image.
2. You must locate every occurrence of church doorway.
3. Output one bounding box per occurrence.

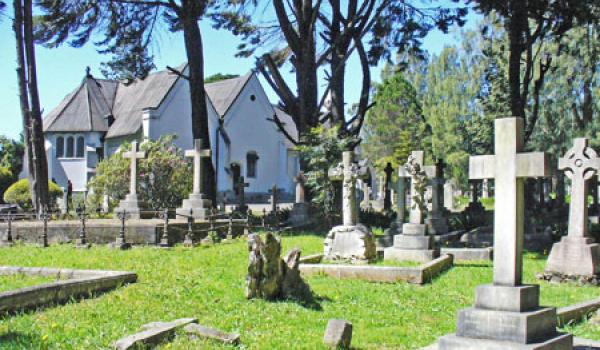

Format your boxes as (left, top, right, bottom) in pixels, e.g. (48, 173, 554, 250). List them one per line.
(231, 163, 241, 194)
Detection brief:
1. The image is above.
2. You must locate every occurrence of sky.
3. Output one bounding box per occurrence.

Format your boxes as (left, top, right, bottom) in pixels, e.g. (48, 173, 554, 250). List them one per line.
(0, 3, 480, 140)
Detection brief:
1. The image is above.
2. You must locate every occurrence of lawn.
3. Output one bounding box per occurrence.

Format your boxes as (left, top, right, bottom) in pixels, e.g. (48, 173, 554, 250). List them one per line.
(0, 274, 57, 293)
(0, 234, 599, 349)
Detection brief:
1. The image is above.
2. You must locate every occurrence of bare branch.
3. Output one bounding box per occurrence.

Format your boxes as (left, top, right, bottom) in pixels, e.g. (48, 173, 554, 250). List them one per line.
(166, 65, 189, 80)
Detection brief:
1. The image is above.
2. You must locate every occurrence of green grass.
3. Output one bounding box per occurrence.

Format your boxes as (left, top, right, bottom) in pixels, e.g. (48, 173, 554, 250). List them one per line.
(0, 236, 599, 349)
(0, 275, 57, 293)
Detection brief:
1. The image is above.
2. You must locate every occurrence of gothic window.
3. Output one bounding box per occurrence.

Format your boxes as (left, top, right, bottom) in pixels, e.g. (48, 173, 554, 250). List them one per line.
(246, 151, 259, 178)
(76, 136, 85, 158)
(56, 137, 64, 158)
(66, 136, 74, 158)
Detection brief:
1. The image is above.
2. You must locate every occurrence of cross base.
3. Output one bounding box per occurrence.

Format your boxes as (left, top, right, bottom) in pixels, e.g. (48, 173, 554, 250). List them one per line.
(545, 237, 600, 277)
(176, 193, 212, 220)
(384, 223, 438, 263)
(437, 284, 572, 350)
(323, 224, 376, 263)
(116, 194, 149, 219)
(158, 237, 171, 248)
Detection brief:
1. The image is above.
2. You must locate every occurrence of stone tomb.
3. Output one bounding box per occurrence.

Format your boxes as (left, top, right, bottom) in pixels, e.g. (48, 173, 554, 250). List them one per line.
(0, 266, 137, 314)
(545, 138, 600, 280)
(323, 151, 376, 262)
(437, 117, 572, 349)
(384, 151, 439, 263)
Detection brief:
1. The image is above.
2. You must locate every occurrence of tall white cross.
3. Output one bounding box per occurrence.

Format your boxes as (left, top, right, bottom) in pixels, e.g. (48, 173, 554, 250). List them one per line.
(398, 151, 436, 224)
(329, 151, 368, 226)
(185, 139, 212, 195)
(559, 138, 600, 239)
(124, 141, 146, 196)
(469, 118, 549, 286)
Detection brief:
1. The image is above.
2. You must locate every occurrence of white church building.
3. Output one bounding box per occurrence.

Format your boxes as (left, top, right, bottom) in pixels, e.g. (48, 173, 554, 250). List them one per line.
(40, 64, 299, 202)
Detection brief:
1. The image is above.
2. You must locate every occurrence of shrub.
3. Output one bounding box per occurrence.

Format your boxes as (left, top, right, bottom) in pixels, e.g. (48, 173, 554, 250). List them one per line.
(0, 166, 13, 202)
(3, 179, 62, 209)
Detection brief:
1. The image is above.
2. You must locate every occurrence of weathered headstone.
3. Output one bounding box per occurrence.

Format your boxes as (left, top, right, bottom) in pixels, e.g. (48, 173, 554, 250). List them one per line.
(360, 181, 371, 209)
(545, 138, 600, 280)
(269, 184, 278, 214)
(290, 172, 310, 226)
(323, 319, 352, 349)
(177, 139, 212, 220)
(323, 151, 376, 262)
(59, 187, 68, 215)
(443, 180, 458, 212)
(245, 232, 312, 301)
(116, 141, 147, 219)
(425, 161, 449, 235)
(384, 151, 438, 262)
(0, 214, 14, 247)
(437, 117, 572, 349)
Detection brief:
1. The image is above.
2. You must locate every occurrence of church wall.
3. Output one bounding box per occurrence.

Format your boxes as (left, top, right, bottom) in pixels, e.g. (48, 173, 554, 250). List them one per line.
(223, 75, 296, 196)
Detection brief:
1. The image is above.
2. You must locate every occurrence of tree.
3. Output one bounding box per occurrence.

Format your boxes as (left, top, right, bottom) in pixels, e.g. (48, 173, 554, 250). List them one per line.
(205, 73, 240, 84)
(361, 71, 429, 171)
(35, 0, 249, 204)
(467, 0, 599, 142)
(13, 0, 50, 215)
(0, 136, 25, 178)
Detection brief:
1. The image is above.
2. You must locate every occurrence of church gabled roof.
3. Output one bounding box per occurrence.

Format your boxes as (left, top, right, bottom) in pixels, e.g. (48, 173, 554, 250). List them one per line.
(43, 75, 118, 133)
(205, 72, 253, 117)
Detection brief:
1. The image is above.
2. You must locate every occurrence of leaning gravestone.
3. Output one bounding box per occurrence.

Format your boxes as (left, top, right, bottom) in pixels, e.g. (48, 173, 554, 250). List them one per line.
(323, 319, 352, 349)
(323, 151, 376, 262)
(437, 117, 572, 349)
(384, 151, 439, 262)
(116, 141, 147, 219)
(545, 138, 600, 281)
(177, 139, 212, 220)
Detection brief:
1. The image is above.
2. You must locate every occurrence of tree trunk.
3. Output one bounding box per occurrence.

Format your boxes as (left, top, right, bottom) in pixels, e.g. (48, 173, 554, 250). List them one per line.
(181, 14, 216, 205)
(508, 1, 527, 119)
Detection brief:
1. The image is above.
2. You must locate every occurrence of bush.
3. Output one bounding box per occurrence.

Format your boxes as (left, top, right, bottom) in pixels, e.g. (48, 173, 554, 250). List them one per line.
(3, 179, 62, 209)
(0, 166, 13, 202)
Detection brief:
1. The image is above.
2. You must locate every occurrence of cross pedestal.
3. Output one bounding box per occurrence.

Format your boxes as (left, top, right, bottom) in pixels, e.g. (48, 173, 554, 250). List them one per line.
(384, 151, 439, 262)
(324, 151, 376, 262)
(438, 118, 572, 350)
(176, 139, 213, 220)
(116, 141, 148, 219)
(290, 172, 311, 227)
(545, 138, 600, 278)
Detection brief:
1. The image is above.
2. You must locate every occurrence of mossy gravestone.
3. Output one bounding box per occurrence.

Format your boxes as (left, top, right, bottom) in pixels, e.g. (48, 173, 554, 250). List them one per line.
(245, 233, 312, 301)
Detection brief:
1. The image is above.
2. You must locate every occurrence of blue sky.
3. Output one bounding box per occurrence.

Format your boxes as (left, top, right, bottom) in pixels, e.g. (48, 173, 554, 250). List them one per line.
(0, 4, 479, 140)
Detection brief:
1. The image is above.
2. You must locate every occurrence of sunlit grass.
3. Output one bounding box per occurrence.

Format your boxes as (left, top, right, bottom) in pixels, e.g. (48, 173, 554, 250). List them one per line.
(0, 235, 598, 349)
(0, 274, 57, 293)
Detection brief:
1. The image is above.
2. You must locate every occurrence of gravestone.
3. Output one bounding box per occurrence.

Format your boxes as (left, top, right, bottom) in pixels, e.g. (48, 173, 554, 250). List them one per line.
(383, 162, 394, 212)
(545, 138, 600, 279)
(116, 141, 147, 219)
(443, 180, 458, 212)
(360, 181, 371, 209)
(425, 161, 449, 235)
(59, 187, 68, 216)
(323, 319, 352, 349)
(269, 184, 278, 214)
(290, 172, 311, 226)
(177, 139, 212, 220)
(437, 117, 572, 349)
(323, 151, 376, 262)
(384, 151, 439, 262)
(235, 176, 250, 212)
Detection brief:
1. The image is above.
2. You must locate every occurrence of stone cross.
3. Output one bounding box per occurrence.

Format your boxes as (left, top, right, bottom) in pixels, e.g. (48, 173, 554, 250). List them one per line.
(294, 172, 306, 204)
(398, 151, 436, 225)
(123, 141, 146, 196)
(269, 184, 278, 213)
(329, 151, 368, 226)
(559, 138, 600, 238)
(235, 176, 250, 209)
(469, 117, 549, 286)
(185, 139, 212, 195)
(383, 162, 394, 211)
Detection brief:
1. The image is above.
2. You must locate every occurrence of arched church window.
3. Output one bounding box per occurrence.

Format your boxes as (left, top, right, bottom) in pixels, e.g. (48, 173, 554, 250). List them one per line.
(56, 137, 64, 158)
(246, 151, 259, 178)
(66, 136, 74, 158)
(76, 136, 85, 158)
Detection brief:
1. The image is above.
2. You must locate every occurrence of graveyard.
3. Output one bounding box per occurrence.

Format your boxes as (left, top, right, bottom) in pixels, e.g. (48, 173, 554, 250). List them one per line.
(2, 1, 600, 349)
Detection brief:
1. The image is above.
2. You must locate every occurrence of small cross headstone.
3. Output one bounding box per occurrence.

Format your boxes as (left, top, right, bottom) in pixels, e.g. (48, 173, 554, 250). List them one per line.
(235, 176, 250, 212)
(324, 150, 376, 262)
(114, 210, 131, 250)
(545, 137, 600, 277)
(75, 203, 91, 249)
